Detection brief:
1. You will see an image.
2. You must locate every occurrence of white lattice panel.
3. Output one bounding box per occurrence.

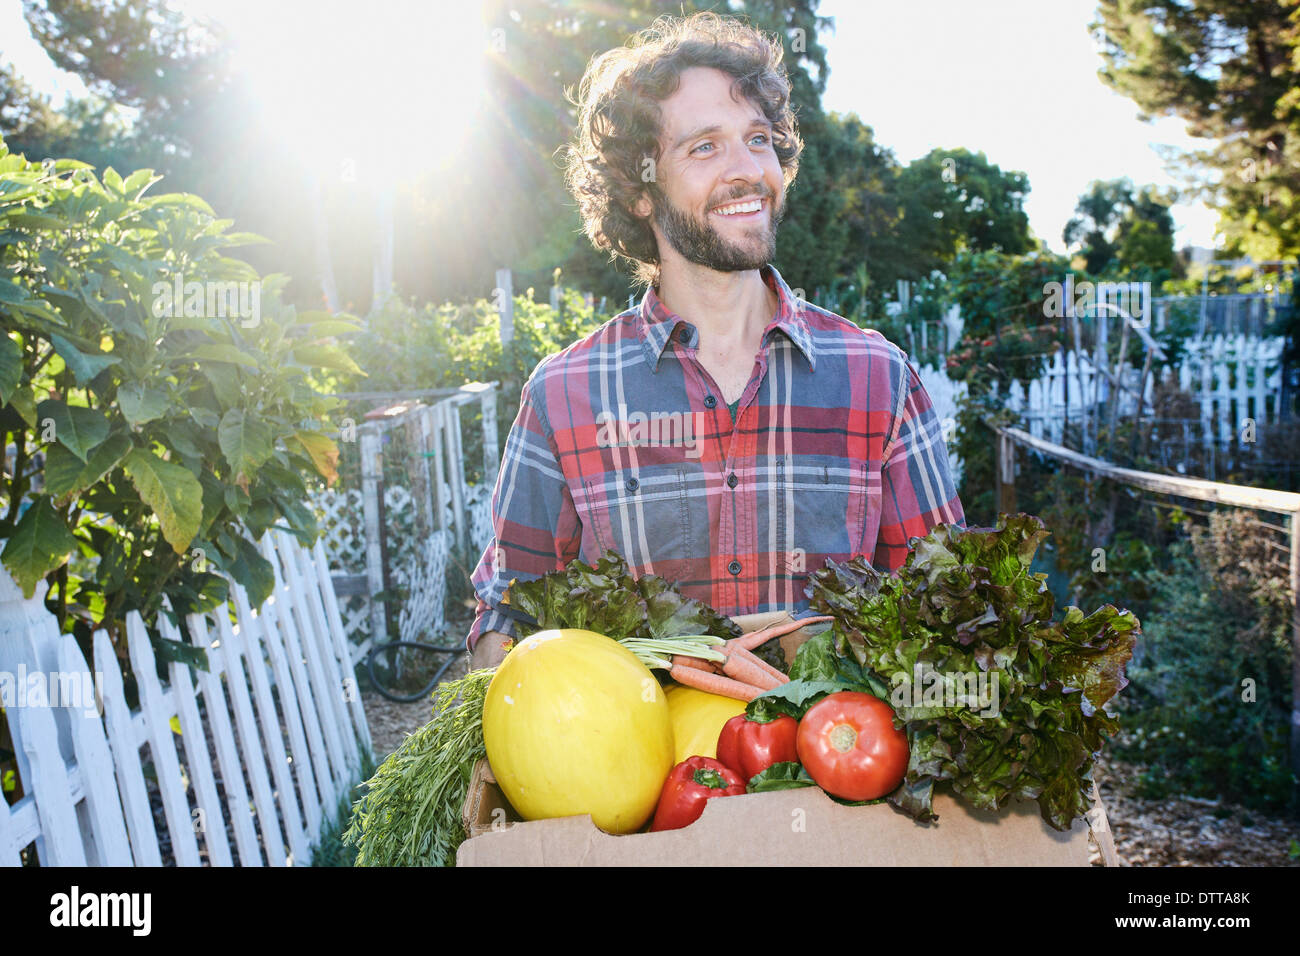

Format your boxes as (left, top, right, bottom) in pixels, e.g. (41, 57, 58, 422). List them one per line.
(467, 483, 493, 555)
(311, 487, 366, 573)
(396, 531, 449, 643)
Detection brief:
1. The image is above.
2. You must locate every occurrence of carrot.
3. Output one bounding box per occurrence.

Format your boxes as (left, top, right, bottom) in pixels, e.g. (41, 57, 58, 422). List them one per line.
(732, 615, 835, 651)
(719, 651, 784, 691)
(733, 646, 789, 686)
(668, 665, 765, 701)
(671, 654, 724, 675)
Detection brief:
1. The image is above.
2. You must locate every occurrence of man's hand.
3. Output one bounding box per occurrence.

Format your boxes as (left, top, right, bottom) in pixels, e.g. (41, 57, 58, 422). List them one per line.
(469, 630, 513, 670)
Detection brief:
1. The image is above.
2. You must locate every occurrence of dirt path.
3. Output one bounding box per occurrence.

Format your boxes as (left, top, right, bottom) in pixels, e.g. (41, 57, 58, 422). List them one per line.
(1093, 756, 1299, 867)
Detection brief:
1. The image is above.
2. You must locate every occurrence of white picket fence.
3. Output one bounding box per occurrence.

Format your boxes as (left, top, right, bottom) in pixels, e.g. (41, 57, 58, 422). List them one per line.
(0, 531, 371, 866)
(914, 334, 1287, 465)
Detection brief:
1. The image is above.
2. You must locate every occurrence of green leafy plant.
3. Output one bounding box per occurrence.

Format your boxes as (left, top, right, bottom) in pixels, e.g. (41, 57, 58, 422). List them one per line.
(0, 139, 353, 655)
(343, 667, 494, 867)
(807, 514, 1141, 831)
(1113, 510, 1297, 812)
(504, 550, 741, 645)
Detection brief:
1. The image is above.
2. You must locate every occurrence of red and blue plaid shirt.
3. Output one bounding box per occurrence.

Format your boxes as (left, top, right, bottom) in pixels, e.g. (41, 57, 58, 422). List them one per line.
(467, 264, 964, 647)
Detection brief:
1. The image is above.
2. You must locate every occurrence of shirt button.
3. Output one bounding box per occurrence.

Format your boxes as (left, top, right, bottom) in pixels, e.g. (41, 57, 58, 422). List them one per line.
(728, 559, 742, 575)
(678, 328, 690, 344)
(727, 473, 738, 488)
(625, 477, 639, 492)
(703, 394, 717, 409)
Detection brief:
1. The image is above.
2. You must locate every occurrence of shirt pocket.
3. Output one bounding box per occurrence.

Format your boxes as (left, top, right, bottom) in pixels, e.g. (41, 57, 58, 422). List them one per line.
(788, 457, 873, 560)
(579, 467, 694, 579)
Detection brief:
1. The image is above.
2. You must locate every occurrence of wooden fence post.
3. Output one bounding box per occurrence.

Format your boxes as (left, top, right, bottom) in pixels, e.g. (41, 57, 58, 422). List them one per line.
(995, 430, 1017, 516)
(1291, 510, 1300, 778)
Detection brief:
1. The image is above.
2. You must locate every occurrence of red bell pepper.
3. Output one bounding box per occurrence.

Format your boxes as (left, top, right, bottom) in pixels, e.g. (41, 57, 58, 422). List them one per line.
(649, 756, 745, 832)
(716, 713, 799, 782)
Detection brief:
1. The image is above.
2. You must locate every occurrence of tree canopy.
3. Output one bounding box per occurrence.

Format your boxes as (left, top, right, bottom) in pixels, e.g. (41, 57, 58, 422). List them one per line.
(1093, 0, 1300, 260)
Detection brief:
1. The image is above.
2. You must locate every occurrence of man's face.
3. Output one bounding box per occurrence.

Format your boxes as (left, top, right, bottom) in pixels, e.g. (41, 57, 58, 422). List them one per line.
(636, 66, 787, 273)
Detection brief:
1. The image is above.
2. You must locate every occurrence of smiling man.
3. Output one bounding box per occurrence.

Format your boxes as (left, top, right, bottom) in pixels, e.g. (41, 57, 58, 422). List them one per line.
(466, 13, 964, 668)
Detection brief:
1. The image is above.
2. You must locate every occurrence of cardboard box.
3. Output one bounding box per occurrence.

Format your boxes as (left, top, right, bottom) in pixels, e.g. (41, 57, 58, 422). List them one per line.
(456, 612, 1117, 867)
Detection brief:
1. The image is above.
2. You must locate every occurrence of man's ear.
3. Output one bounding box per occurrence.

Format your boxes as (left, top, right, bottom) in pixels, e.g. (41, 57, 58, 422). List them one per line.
(632, 192, 652, 220)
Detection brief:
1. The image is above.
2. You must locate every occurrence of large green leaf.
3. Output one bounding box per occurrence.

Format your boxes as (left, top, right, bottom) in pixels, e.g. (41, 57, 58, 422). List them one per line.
(117, 382, 169, 425)
(230, 535, 275, 607)
(187, 344, 259, 368)
(9, 387, 36, 427)
(0, 279, 35, 305)
(43, 433, 132, 500)
(1, 497, 79, 598)
(0, 335, 21, 404)
(48, 332, 120, 384)
(36, 400, 110, 463)
(291, 319, 362, 340)
(290, 344, 363, 375)
(288, 430, 339, 484)
(218, 409, 274, 476)
(123, 448, 203, 554)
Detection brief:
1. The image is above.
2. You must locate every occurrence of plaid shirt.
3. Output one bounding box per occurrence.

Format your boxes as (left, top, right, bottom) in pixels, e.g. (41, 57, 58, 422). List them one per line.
(467, 264, 964, 647)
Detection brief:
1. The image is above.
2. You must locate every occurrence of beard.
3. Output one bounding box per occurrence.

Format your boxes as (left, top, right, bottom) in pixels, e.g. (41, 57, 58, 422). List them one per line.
(649, 184, 784, 273)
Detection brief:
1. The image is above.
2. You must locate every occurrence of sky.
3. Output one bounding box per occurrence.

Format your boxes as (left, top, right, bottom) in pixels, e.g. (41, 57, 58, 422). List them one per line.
(2, 0, 1221, 253)
(818, 0, 1220, 253)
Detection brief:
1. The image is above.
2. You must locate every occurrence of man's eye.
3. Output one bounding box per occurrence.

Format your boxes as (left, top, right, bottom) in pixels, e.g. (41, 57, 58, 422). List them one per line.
(750, 133, 770, 146)
(691, 142, 714, 155)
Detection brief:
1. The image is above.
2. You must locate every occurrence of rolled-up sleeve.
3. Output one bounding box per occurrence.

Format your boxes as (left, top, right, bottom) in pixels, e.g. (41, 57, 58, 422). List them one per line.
(466, 370, 581, 649)
(873, 355, 965, 572)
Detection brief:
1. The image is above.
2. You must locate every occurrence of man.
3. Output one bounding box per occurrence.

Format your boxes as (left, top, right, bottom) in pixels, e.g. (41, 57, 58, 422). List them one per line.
(467, 13, 963, 669)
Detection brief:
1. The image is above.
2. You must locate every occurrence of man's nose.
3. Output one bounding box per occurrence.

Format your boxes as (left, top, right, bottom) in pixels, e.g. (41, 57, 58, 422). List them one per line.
(722, 139, 766, 185)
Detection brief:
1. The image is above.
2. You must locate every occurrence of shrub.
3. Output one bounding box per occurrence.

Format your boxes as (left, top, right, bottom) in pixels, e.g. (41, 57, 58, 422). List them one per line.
(1112, 510, 1297, 812)
(0, 140, 349, 657)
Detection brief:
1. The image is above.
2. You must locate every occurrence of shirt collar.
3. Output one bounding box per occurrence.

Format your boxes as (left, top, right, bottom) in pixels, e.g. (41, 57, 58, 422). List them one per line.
(635, 264, 817, 373)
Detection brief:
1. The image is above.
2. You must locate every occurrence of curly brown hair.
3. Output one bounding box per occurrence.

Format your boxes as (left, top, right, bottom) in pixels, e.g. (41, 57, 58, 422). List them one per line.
(562, 12, 804, 287)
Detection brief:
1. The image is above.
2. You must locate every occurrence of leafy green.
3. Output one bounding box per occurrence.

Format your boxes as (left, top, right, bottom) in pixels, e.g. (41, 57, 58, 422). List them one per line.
(746, 761, 816, 793)
(745, 631, 890, 722)
(748, 679, 851, 723)
(505, 550, 741, 643)
(807, 513, 1140, 831)
(343, 668, 495, 867)
(1, 497, 80, 597)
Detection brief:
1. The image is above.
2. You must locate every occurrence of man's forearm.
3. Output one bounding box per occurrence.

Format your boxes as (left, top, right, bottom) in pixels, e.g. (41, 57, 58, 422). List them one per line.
(470, 629, 512, 670)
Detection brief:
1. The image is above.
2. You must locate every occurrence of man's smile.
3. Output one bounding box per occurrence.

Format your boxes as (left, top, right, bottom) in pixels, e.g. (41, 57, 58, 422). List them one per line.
(710, 196, 769, 222)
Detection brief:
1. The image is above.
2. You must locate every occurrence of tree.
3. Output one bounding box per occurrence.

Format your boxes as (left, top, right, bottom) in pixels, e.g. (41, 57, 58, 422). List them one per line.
(1063, 178, 1179, 278)
(1, 58, 140, 174)
(894, 148, 1033, 273)
(0, 140, 346, 650)
(1093, 0, 1300, 260)
(821, 111, 904, 296)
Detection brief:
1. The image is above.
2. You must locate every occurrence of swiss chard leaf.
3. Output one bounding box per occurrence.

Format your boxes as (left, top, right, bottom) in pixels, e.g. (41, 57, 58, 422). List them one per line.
(746, 761, 816, 793)
(747, 679, 849, 722)
(505, 550, 741, 643)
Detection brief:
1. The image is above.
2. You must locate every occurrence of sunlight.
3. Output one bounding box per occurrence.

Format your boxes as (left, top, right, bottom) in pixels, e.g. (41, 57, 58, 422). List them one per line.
(174, 0, 486, 181)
